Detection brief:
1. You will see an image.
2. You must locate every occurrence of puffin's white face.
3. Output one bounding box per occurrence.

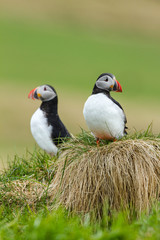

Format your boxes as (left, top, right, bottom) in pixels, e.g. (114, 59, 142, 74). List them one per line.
(28, 85, 57, 102)
(96, 73, 122, 92)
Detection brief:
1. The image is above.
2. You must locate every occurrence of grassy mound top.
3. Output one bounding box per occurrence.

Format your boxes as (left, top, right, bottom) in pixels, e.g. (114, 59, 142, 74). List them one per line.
(49, 135, 160, 218)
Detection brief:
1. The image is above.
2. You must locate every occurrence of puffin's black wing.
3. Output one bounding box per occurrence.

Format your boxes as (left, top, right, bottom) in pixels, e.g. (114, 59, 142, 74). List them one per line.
(110, 96, 128, 134)
(41, 98, 71, 145)
(49, 114, 71, 145)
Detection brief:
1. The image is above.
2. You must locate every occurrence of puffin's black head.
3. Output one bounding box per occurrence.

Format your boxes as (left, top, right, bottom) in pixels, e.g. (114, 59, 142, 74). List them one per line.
(28, 84, 57, 102)
(93, 73, 122, 93)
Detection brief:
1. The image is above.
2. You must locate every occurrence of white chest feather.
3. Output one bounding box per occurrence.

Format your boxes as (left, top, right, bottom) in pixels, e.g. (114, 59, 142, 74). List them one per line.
(30, 108, 58, 154)
(83, 93, 125, 139)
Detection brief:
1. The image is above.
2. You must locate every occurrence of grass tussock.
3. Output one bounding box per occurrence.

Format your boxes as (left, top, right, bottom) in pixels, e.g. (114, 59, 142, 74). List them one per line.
(49, 132, 160, 217)
(0, 180, 47, 207)
(1, 129, 160, 218)
(0, 150, 57, 210)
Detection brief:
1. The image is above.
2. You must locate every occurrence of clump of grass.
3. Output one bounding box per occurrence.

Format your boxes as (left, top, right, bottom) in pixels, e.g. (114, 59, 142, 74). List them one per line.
(0, 149, 57, 210)
(49, 130, 160, 218)
(1, 128, 160, 218)
(0, 149, 57, 183)
(0, 179, 47, 210)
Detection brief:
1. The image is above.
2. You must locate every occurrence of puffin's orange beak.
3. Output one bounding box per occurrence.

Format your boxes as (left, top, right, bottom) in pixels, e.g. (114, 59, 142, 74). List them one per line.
(28, 87, 38, 100)
(114, 80, 122, 92)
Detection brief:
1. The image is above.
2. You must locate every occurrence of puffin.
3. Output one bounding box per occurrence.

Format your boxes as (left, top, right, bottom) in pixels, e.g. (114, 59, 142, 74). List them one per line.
(28, 84, 71, 155)
(83, 73, 127, 144)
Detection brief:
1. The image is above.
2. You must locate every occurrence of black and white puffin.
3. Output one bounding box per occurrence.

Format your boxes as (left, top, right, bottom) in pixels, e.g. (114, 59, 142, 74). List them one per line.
(28, 85, 71, 155)
(83, 73, 127, 144)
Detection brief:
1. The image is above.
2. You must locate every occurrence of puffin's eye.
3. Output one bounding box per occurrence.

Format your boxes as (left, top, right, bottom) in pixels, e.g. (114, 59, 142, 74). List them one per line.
(105, 78, 108, 82)
(44, 87, 47, 91)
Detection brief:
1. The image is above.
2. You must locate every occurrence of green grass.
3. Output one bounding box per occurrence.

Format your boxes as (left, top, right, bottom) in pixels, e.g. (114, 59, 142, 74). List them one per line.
(73, 124, 160, 147)
(0, 130, 160, 239)
(0, 150, 56, 183)
(0, 195, 160, 240)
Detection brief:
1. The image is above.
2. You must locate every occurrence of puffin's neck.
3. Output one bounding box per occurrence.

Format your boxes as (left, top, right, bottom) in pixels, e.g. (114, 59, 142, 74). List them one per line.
(40, 97, 58, 114)
(92, 85, 111, 97)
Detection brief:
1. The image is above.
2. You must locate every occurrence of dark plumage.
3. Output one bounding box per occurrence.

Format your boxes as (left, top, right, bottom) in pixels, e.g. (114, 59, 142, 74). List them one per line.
(40, 97, 71, 145)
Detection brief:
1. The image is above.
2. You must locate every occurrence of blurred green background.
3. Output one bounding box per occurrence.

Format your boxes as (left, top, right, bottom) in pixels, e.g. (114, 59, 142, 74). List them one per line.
(0, 0, 160, 167)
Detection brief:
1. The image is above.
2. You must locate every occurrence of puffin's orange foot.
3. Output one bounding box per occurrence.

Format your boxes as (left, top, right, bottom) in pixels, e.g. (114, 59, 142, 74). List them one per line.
(113, 138, 117, 142)
(96, 138, 100, 147)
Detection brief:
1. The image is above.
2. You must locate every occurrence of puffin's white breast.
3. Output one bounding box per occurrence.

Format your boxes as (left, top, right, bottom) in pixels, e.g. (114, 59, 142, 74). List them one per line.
(30, 108, 58, 154)
(83, 93, 125, 139)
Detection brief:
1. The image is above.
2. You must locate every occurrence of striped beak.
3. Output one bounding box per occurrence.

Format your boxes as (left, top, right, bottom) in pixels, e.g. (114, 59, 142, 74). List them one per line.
(113, 80, 122, 92)
(28, 87, 39, 100)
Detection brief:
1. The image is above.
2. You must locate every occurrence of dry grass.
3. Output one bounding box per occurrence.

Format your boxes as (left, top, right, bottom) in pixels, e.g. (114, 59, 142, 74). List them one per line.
(48, 138, 160, 217)
(1, 134, 160, 218)
(0, 179, 47, 208)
